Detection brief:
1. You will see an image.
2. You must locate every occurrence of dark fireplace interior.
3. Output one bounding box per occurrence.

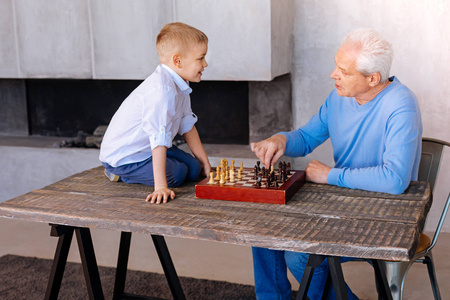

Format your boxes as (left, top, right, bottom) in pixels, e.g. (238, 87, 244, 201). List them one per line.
(25, 79, 249, 144)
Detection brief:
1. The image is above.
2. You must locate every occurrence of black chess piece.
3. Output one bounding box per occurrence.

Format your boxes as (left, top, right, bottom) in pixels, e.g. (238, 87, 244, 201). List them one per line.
(256, 176, 262, 187)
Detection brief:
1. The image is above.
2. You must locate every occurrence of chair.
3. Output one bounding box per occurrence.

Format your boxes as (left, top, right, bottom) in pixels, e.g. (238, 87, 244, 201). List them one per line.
(376, 137, 450, 300)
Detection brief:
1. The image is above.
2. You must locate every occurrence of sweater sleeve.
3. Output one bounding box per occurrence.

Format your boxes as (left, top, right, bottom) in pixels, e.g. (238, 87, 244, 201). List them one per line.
(281, 100, 331, 157)
(327, 109, 421, 195)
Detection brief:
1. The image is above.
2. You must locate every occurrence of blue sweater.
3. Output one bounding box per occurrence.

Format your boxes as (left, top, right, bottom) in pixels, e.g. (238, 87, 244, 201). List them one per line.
(282, 77, 422, 194)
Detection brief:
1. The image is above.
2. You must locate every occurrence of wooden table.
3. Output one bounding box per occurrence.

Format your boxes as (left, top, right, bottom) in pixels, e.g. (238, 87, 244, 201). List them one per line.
(0, 166, 432, 300)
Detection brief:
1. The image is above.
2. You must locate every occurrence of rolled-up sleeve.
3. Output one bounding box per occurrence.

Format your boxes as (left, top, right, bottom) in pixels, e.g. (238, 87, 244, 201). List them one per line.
(142, 87, 176, 150)
(178, 97, 197, 135)
(179, 111, 198, 135)
(149, 126, 172, 149)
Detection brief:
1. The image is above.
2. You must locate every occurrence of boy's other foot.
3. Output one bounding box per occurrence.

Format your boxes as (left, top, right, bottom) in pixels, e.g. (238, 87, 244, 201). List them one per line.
(104, 169, 120, 182)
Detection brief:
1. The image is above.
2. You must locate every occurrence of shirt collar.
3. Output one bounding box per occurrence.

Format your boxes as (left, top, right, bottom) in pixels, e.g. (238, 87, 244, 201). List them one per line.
(161, 64, 192, 95)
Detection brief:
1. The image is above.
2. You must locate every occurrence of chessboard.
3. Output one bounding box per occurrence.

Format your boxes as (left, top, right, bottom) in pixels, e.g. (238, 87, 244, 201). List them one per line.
(195, 160, 305, 204)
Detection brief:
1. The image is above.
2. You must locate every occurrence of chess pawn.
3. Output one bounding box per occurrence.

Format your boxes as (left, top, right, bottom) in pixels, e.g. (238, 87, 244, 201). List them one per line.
(219, 173, 225, 184)
(215, 166, 220, 180)
(208, 172, 215, 184)
(225, 169, 229, 181)
(240, 162, 244, 171)
(230, 171, 235, 183)
(237, 169, 242, 179)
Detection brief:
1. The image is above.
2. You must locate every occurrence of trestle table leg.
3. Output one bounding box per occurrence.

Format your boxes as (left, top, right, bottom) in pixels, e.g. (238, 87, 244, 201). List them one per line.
(297, 254, 326, 300)
(75, 227, 105, 300)
(152, 235, 186, 300)
(45, 225, 75, 300)
(328, 256, 349, 300)
(113, 231, 132, 300)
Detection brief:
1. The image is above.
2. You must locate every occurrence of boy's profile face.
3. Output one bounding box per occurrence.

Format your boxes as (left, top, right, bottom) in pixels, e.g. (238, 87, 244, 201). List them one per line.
(175, 42, 208, 83)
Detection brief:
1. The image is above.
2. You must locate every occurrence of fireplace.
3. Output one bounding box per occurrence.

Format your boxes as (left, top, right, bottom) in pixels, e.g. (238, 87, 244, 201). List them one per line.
(1, 75, 292, 145)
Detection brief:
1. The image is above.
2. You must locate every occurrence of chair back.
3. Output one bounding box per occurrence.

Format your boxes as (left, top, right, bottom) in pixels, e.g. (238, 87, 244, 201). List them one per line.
(419, 138, 450, 252)
(418, 138, 450, 192)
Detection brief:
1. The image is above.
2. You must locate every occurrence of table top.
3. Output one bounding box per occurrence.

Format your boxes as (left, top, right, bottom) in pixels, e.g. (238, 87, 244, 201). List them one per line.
(0, 167, 432, 261)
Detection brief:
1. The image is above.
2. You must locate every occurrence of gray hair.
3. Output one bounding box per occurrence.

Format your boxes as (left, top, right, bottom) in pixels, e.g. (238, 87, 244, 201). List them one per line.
(342, 29, 393, 83)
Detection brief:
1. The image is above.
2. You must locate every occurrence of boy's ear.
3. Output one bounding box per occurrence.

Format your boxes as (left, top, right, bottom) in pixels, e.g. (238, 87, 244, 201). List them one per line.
(172, 53, 182, 68)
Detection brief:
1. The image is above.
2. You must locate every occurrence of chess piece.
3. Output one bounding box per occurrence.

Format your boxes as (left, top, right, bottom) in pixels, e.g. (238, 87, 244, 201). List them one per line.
(208, 172, 215, 184)
(240, 162, 244, 171)
(256, 176, 262, 187)
(219, 173, 225, 184)
(215, 166, 221, 180)
(237, 169, 242, 179)
(230, 171, 235, 183)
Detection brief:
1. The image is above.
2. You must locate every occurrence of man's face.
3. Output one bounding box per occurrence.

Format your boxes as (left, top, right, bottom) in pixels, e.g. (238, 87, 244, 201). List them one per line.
(330, 45, 371, 99)
(177, 42, 208, 83)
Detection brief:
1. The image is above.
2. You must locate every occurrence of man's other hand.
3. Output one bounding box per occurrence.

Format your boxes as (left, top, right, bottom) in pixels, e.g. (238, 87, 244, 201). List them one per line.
(305, 160, 331, 184)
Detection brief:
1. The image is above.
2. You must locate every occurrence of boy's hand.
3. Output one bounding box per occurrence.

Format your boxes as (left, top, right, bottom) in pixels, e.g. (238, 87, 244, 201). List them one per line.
(202, 162, 212, 178)
(146, 187, 175, 204)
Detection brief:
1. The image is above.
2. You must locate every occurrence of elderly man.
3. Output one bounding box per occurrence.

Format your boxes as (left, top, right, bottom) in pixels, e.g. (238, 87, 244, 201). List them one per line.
(251, 29, 422, 299)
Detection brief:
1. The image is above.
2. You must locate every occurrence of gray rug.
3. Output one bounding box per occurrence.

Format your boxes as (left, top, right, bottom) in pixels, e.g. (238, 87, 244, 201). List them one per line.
(0, 254, 259, 300)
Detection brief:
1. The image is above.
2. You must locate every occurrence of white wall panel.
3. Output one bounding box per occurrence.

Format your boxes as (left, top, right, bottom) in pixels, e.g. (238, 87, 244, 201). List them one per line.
(90, 0, 172, 79)
(0, 0, 19, 77)
(15, 0, 92, 78)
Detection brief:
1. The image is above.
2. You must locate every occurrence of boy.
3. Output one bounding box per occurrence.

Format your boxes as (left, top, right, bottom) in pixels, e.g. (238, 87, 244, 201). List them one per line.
(99, 22, 211, 204)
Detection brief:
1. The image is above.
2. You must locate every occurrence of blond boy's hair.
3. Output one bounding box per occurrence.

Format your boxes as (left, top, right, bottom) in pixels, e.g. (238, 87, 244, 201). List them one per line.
(156, 22, 208, 62)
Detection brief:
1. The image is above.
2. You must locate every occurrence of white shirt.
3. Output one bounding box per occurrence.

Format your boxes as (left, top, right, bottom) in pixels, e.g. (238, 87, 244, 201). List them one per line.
(99, 64, 198, 167)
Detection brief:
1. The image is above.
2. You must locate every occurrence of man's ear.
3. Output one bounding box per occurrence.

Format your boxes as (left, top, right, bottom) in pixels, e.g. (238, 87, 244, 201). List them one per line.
(368, 73, 381, 87)
(172, 53, 182, 68)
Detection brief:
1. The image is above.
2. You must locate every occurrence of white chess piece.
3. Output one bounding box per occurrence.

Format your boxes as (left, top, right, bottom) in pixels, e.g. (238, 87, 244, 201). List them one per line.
(208, 172, 215, 184)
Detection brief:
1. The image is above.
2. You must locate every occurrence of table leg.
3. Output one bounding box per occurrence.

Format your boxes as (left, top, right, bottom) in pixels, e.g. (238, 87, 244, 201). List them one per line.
(296, 255, 350, 300)
(113, 232, 186, 300)
(75, 227, 105, 300)
(113, 231, 132, 300)
(296, 254, 326, 300)
(328, 256, 349, 300)
(45, 225, 74, 300)
(152, 235, 186, 300)
(371, 259, 393, 300)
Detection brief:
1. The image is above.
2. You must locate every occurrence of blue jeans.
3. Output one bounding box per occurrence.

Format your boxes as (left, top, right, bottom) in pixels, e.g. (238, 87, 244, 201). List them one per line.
(252, 247, 359, 300)
(103, 145, 201, 187)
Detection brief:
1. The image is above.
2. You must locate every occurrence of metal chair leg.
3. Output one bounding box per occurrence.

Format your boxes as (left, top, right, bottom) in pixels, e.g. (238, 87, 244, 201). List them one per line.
(380, 260, 413, 300)
(423, 252, 442, 300)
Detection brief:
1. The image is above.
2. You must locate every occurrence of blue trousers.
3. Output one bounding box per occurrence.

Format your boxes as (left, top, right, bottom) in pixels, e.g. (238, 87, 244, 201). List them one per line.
(103, 145, 201, 187)
(252, 247, 359, 300)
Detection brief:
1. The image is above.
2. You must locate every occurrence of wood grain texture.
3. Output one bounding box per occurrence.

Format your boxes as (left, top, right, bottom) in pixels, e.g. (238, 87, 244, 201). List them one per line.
(0, 167, 432, 261)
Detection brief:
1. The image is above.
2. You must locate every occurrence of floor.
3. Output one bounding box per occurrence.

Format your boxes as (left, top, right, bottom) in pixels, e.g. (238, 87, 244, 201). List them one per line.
(1, 135, 449, 299)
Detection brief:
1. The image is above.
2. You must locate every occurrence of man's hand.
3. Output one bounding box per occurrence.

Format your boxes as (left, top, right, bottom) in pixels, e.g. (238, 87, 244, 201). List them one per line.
(305, 160, 331, 184)
(250, 134, 287, 168)
(146, 186, 175, 204)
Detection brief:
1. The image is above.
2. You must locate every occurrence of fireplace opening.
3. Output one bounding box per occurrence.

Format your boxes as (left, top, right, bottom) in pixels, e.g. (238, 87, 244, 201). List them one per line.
(25, 79, 249, 145)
